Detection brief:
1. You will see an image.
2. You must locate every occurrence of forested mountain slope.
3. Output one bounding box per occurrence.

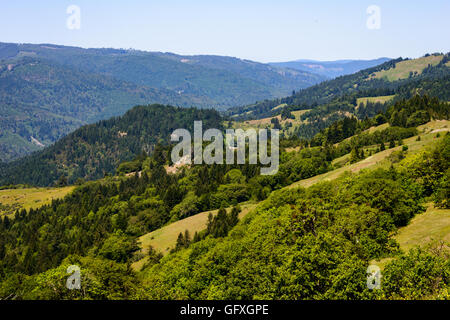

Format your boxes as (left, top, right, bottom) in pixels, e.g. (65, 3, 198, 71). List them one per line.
(0, 42, 325, 162)
(269, 58, 390, 79)
(0, 94, 448, 300)
(0, 57, 202, 162)
(228, 53, 450, 120)
(0, 42, 325, 108)
(0, 105, 223, 186)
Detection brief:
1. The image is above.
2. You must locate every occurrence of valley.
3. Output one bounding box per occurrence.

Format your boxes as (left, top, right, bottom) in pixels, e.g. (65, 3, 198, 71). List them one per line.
(0, 50, 449, 301)
(0, 42, 327, 162)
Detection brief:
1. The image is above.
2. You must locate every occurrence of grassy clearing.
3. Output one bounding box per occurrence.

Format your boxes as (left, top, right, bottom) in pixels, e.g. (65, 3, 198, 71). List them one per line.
(132, 202, 258, 270)
(0, 186, 75, 216)
(357, 95, 395, 106)
(365, 123, 390, 134)
(370, 55, 443, 81)
(395, 204, 450, 252)
(372, 204, 450, 270)
(231, 109, 310, 135)
(287, 146, 399, 189)
(337, 122, 390, 146)
(271, 103, 287, 111)
(417, 119, 449, 132)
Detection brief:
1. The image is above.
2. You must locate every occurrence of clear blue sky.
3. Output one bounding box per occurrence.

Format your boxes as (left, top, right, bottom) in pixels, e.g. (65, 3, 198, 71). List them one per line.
(1, 0, 449, 62)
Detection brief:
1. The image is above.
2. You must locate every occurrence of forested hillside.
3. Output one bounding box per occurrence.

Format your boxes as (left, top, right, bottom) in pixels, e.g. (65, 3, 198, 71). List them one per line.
(225, 54, 450, 141)
(0, 42, 326, 162)
(269, 58, 391, 79)
(0, 105, 223, 186)
(140, 134, 449, 299)
(0, 42, 325, 108)
(0, 94, 448, 300)
(228, 53, 450, 120)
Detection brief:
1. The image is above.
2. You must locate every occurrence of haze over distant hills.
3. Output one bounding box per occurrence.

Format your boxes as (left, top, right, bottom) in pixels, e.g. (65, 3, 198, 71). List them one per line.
(0, 42, 326, 108)
(0, 42, 326, 162)
(269, 58, 391, 79)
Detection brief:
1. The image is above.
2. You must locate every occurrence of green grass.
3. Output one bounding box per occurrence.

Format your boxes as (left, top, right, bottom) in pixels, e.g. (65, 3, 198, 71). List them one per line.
(395, 204, 450, 252)
(0, 186, 75, 216)
(357, 95, 395, 106)
(372, 204, 450, 270)
(231, 109, 310, 136)
(288, 120, 449, 189)
(365, 123, 390, 134)
(370, 55, 443, 81)
(287, 146, 398, 189)
(271, 103, 287, 111)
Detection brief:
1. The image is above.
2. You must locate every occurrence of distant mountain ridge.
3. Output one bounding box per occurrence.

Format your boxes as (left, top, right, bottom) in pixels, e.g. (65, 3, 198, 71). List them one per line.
(0, 42, 326, 107)
(0, 42, 326, 161)
(269, 58, 391, 79)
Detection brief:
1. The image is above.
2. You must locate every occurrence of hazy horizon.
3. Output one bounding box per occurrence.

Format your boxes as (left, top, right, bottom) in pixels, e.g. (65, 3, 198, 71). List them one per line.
(1, 1, 449, 63)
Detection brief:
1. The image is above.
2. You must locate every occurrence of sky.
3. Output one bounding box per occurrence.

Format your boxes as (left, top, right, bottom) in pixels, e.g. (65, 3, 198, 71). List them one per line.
(1, 0, 449, 62)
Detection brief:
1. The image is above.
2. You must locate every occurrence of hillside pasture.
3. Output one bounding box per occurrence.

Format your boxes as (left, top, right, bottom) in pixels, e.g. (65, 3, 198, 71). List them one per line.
(369, 55, 443, 81)
(0, 186, 75, 216)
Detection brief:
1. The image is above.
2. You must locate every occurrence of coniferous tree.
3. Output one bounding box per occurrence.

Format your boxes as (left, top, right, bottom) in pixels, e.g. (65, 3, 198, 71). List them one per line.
(228, 205, 241, 227)
(389, 140, 396, 148)
(184, 230, 191, 247)
(176, 232, 184, 250)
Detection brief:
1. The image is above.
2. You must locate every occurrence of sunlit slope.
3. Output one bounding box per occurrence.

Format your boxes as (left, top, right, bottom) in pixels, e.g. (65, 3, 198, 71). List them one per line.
(396, 204, 450, 252)
(357, 95, 395, 106)
(369, 55, 444, 81)
(372, 204, 450, 270)
(288, 120, 449, 189)
(132, 202, 258, 270)
(0, 186, 75, 216)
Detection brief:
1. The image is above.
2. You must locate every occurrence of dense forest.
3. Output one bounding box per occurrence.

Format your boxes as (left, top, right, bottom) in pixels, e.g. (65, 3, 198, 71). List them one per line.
(0, 105, 223, 186)
(2, 42, 325, 105)
(0, 41, 327, 162)
(0, 94, 448, 299)
(0, 57, 199, 162)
